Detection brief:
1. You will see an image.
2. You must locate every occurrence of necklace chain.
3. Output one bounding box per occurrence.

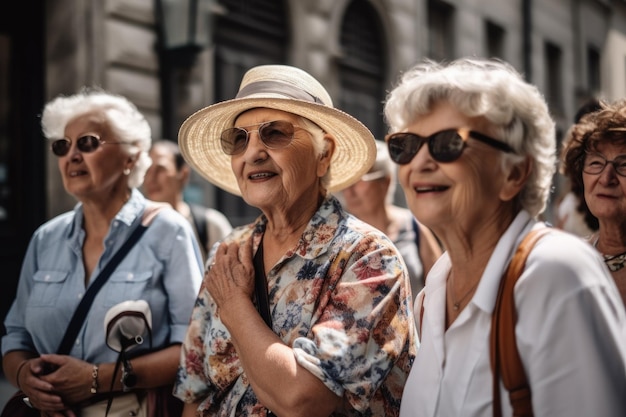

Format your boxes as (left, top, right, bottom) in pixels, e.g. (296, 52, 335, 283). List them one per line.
(448, 274, 480, 311)
(602, 251, 626, 272)
(593, 239, 626, 272)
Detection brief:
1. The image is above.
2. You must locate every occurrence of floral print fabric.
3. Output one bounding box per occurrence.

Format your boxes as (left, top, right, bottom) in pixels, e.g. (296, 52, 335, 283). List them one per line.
(174, 196, 417, 416)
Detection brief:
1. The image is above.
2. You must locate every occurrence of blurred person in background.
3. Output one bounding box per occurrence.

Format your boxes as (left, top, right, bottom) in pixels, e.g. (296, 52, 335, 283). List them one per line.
(144, 139, 233, 262)
(555, 98, 601, 238)
(2, 88, 203, 416)
(342, 140, 442, 297)
(561, 98, 626, 305)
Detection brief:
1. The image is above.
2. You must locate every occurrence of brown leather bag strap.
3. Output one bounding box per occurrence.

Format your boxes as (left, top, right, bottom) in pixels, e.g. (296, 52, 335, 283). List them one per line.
(491, 227, 550, 417)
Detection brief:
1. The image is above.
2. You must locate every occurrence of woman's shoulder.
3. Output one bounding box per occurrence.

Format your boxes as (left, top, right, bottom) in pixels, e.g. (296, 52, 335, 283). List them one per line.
(530, 227, 597, 261)
(34, 210, 75, 237)
(523, 227, 610, 288)
(147, 202, 188, 228)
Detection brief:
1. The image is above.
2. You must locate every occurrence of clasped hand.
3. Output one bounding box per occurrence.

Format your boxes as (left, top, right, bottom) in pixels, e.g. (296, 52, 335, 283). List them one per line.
(20, 354, 93, 416)
(205, 238, 255, 309)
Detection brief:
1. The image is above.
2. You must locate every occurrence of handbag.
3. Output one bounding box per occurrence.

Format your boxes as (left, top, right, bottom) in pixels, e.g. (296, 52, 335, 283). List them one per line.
(0, 391, 39, 417)
(0, 204, 164, 417)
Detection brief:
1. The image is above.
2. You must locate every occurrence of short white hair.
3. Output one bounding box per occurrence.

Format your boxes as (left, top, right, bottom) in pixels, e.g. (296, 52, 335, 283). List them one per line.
(41, 87, 152, 189)
(384, 58, 556, 217)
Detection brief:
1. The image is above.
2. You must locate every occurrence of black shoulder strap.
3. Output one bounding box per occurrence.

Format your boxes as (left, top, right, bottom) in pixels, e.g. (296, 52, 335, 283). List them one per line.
(190, 204, 209, 250)
(56, 206, 162, 355)
(411, 217, 421, 249)
(253, 240, 273, 329)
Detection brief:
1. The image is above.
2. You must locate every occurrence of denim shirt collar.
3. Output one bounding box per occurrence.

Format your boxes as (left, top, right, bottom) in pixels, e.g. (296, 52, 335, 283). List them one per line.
(67, 188, 146, 242)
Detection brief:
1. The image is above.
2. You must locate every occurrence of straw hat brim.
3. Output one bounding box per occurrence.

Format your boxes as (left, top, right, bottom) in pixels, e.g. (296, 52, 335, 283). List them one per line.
(178, 97, 376, 196)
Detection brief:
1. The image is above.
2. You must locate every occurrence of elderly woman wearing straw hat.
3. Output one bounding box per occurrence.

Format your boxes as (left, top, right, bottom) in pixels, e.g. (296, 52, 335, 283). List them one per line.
(173, 65, 417, 417)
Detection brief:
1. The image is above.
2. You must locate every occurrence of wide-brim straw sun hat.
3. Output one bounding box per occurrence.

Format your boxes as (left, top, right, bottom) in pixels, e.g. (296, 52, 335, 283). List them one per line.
(178, 65, 376, 196)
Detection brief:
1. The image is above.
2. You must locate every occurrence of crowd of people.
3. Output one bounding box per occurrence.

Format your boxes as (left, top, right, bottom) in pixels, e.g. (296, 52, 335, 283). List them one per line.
(2, 57, 626, 417)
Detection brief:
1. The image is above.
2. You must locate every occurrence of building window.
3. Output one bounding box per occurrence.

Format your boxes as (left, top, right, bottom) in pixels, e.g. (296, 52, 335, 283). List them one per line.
(545, 41, 563, 115)
(338, 0, 386, 139)
(587, 45, 601, 94)
(485, 20, 505, 60)
(428, 0, 455, 61)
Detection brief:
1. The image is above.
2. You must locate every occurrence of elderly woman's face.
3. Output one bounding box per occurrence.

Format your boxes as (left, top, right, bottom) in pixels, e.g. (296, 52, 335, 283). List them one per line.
(583, 141, 626, 223)
(396, 101, 512, 234)
(342, 171, 389, 217)
(57, 112, 133, 201)
(230, 108, 330, 212)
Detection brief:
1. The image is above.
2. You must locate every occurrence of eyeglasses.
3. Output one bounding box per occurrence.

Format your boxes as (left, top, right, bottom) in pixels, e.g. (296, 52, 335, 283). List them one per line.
(51, 135, 123, 157)
(583, 152, 626, 177)
(385, 128, 515, 165)
(220, 120, 300, 155)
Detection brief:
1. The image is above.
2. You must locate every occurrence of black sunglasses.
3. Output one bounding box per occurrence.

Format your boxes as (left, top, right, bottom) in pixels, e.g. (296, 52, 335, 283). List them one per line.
(385, 128, 515, 165)
(220, 120, 300, 156)
(51, 135, 123, 157)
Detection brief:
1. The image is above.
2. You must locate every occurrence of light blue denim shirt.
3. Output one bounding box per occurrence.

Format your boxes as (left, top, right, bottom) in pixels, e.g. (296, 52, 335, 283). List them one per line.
(2, 189, 203, 363)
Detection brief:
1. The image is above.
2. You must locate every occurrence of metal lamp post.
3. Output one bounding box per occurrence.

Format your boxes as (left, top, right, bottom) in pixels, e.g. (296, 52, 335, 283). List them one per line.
(156, 0, 210, 139)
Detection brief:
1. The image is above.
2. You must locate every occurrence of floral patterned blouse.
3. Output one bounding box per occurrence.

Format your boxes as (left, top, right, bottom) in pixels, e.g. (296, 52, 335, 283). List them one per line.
(174, 196, 417, 416)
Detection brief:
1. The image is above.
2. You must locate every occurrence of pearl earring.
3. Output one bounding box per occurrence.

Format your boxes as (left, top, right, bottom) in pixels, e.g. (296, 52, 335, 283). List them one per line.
(123, 168, 131, 176)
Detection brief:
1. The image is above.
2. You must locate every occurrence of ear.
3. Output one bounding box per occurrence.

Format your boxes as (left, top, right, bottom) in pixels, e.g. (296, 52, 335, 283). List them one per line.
(179, 165, 191, 185)
(383, 175, 391, 189)
(500, 156, 532, 202)
(125, 153, 138, 172)
(317, 135, 335, 177)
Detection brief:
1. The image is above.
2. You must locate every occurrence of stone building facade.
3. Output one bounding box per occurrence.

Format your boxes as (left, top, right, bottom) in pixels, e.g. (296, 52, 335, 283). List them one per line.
(1, 0, 626, 321)
(40, 0, 626, 222)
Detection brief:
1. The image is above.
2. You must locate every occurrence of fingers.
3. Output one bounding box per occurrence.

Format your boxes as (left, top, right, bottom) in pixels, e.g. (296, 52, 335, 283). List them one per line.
(38, 354, 64, 373)
(212, 238, 253, 267)
(26, 389, 65, 413)
(241, 237, 254, 266)
(215, 241, 229, 258)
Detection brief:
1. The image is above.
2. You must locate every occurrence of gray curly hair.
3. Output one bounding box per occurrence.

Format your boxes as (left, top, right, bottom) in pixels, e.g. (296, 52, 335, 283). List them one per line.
(384, 57, 556, 217)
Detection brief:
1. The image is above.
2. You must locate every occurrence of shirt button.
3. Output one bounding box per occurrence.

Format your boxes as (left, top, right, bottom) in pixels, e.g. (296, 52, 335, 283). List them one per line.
(44, 275, 50, 281)
(77, 293, 83, 299)
(113, 221, 119, 227)
(75, 339, 80, 346)
(126, 273, 134, 281)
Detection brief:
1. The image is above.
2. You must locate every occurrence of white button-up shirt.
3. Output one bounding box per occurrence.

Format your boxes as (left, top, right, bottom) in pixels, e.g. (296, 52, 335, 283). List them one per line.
(400, 210, 626, 417)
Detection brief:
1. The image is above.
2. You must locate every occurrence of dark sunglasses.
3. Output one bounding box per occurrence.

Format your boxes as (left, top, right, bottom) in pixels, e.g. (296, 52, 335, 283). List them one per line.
(51, 135, 123, 157)
(385, 128, 515, 164)
(220, 120, 299, 156)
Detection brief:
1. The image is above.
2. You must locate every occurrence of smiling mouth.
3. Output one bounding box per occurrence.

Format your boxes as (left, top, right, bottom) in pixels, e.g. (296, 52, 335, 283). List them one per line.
(415, 185, 448, 193)
(249, 172, 276, 180)
(69, 171, 87, 177)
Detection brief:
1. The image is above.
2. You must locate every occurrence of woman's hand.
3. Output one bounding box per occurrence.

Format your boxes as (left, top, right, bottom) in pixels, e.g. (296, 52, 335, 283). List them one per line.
(16, 357, 66, 413)
(37, 354, 94, 407)
(206, 238, 255, 309)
